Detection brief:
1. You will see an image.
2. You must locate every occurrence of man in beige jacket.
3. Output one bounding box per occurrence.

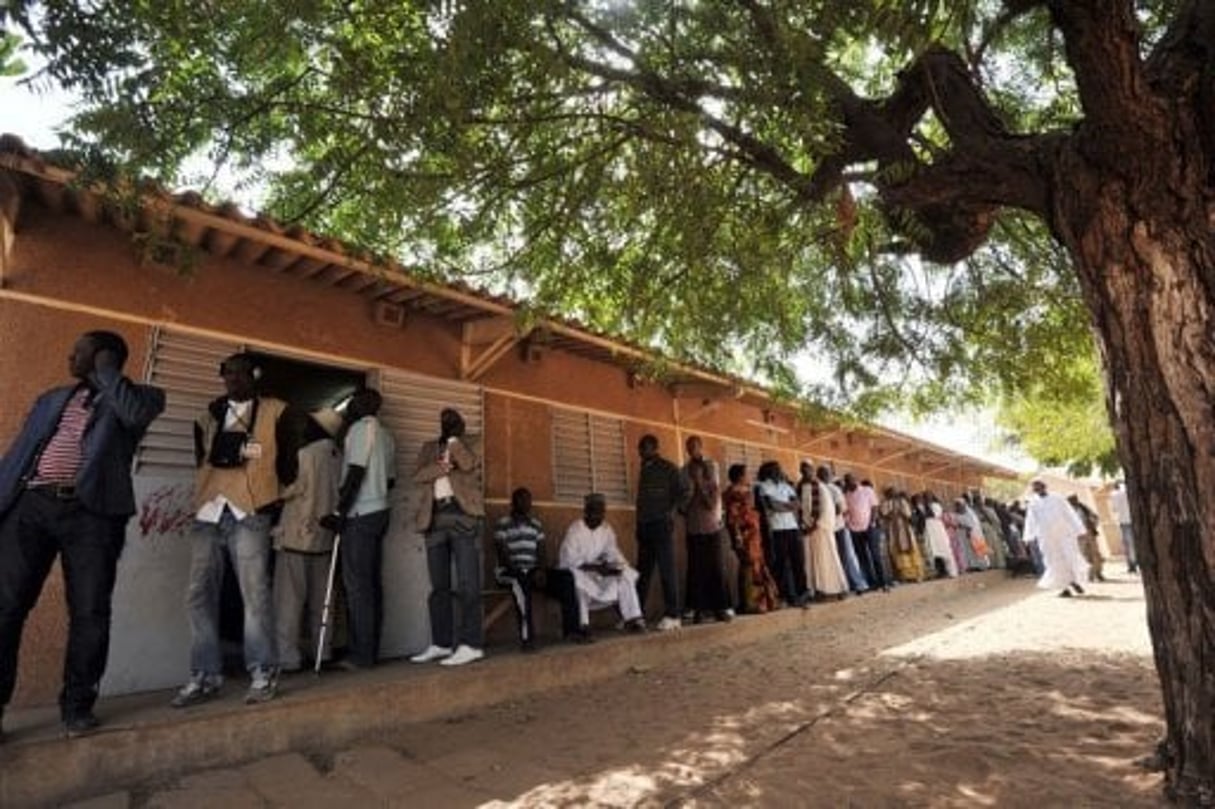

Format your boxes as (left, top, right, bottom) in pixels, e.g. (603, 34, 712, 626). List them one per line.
(173, 353, 288, 707)
(272, 408, 343, 673)
(409, 408, 485, 666)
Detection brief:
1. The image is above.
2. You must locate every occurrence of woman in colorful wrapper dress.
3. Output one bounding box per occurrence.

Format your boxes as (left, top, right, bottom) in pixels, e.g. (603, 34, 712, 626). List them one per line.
(723, 464, 780, 613)
(879, 487, 925, 583)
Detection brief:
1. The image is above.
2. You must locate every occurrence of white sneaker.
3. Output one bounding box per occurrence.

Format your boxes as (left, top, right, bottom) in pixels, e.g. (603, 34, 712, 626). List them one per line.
(170, 672, 223, 708)
(439, 645, 485, 666)
(245, 667, 278, 705)
(410, 645, 453, 663)
(656, 616, 682, 632)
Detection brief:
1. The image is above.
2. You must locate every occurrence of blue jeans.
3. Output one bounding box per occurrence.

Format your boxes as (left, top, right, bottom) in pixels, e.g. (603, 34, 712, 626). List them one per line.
(852, 528, 888, 589)
(836, 528, 870, 592)
(186, 511, 276, 675)
(1119, 523, 1138, 570)
(424, 507, 484, 649)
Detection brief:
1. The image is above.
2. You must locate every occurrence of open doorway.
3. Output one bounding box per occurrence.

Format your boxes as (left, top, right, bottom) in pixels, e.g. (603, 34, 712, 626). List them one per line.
(218, 350, 368, 669)
(247, 351, 366, 413)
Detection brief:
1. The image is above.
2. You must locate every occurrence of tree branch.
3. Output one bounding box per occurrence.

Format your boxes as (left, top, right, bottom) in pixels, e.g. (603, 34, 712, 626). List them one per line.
(554, 3, 1059, 264)
(543, 11, 820, 200)
(971, 0, 1050, 68)
(1146, 0, 1215, 163)
(1046, 0, 1164, 147)
(830, 47, 1056, 262)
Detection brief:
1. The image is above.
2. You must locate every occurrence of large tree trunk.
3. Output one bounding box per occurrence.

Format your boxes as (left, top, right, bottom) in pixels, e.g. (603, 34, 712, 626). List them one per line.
(1054, 155, 1215, 804)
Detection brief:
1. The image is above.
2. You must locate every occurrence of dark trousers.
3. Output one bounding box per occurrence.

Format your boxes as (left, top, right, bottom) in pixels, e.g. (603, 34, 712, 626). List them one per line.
(425, 506, 484, 649)
(497, 567, 538, 643)
(685, 532, 731, 613)
(340, 510, 390, 666)
(499, 567, 585, 640)
(0, 490, 125, 720)
(770, 528, 808, 603)
(636, 517, 679, 619)
(852, 527, 889, 589)
(542, 568, 582, 636)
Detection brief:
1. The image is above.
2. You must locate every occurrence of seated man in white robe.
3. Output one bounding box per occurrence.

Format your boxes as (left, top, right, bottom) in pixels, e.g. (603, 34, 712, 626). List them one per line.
(558, 493, 647, 637)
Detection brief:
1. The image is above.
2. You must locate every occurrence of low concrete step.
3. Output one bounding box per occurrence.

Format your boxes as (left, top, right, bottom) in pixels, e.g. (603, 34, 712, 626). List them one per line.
(0, 571, 1007, 807)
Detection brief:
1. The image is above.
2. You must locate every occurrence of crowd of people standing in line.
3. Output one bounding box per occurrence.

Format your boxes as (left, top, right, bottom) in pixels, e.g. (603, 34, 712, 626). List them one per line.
(0, 329, 1128, 741)
(486, 436, 1122, 656)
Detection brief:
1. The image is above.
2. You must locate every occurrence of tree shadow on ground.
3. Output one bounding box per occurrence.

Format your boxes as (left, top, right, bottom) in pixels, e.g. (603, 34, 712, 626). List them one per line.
(453, 653, 1164, 808)
(346, 579, 1158, 808)
(693, 652, 1165, 808)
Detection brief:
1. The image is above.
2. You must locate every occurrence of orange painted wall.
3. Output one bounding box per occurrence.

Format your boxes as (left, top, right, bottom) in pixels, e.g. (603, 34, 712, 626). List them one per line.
(0, 199, 996, 705)
(0, 300, 151, 708)
(6, 207, 462, 379)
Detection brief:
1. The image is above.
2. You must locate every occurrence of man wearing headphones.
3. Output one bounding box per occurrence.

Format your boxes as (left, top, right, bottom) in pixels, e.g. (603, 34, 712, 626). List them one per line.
(173, 352, 288, 707)
(0, 330, 164, 739)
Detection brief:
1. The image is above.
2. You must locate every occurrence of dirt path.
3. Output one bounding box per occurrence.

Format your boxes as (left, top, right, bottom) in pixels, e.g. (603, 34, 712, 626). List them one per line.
(119, 572, 1165, 808)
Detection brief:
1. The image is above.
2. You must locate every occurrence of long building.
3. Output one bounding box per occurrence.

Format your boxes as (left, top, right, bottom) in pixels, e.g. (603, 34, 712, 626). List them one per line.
(0, 134, 1015, 707)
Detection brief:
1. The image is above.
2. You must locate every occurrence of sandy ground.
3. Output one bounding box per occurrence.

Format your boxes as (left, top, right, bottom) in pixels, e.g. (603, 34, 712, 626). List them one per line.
(124, 570, 1165, 808)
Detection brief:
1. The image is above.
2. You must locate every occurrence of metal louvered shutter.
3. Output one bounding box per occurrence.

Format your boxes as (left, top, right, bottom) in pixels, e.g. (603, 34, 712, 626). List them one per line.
(135, 327, 241, 475)
(371, 368, 484, 660)
(552, 409, 593, 502)
(373, 369, 484, 487)
(723, 441, 764, 475)
(589, 414, 630, 503)
(551, 408, 630, 505)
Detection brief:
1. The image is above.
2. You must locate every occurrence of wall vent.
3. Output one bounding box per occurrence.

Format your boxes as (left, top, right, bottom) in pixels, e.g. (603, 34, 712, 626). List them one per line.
(373, 301, 406, 328)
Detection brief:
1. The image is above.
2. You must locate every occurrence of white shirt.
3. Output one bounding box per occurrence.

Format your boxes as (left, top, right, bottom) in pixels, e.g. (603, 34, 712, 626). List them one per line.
(1024, 492, 1090, 589)
(812, 480, 837, 530)
(344, 415, 396, 516)
(758, 479, 799, 532)
(559, 518, 637, 598)
(828, 483, 847, 531)
(1110, 487, 1131, 524)
(432, 437, 456, 501)
(559, 518, 641, 622)
(559, 519, 630, 572)
(1023, 493, 1086, 544)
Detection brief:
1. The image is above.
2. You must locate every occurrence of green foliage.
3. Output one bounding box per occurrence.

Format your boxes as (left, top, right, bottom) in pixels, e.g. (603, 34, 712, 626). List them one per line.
(996, 349, 1119, 478)
(1, 31, 26, 76)
(2, 0, 1157, 420)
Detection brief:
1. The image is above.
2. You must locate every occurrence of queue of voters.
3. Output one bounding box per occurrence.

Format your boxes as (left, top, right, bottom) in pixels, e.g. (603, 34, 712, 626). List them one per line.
(0, 330, 1131, 741)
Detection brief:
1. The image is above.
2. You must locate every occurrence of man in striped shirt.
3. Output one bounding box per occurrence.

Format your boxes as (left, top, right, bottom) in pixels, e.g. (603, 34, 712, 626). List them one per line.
(0, 330, 165, 740)
(493, 487, 546, 651)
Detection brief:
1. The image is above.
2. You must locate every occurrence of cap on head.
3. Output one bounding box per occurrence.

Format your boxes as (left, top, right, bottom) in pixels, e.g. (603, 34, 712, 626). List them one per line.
(310, 408, 344, 438)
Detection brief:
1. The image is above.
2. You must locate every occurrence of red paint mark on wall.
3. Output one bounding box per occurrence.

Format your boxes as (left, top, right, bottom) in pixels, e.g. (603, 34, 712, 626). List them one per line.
(137, 483, 194, 540)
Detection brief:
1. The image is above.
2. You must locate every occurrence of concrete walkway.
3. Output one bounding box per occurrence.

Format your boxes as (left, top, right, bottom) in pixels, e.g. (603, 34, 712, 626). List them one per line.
(1, 572, 1016, 806)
